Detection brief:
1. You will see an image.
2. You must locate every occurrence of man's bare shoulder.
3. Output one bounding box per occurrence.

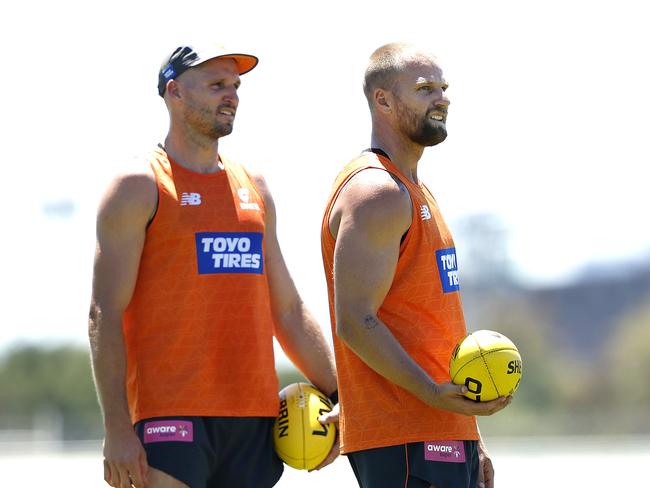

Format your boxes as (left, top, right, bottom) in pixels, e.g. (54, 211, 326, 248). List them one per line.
(98, 157, 158, 224)
(340, 167, 411, 218)
(331, 167, 412, 239)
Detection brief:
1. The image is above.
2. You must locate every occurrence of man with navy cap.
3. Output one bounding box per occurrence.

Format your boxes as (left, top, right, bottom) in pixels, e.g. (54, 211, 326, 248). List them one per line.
(88, 44, 340, 488)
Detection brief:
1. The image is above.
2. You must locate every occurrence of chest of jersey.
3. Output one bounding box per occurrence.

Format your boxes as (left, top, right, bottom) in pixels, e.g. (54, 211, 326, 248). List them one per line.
(152, 156, 266, 276)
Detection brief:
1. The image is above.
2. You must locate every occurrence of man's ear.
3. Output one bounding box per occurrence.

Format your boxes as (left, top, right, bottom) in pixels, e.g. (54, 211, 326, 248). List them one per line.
(166, 79, 181, 99)
(374, 89, 391, 113)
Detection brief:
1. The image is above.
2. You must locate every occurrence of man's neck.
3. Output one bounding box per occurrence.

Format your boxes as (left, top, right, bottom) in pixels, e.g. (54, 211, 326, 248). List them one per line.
(163, 131, 223, 174)
(370, 128, 424, 185)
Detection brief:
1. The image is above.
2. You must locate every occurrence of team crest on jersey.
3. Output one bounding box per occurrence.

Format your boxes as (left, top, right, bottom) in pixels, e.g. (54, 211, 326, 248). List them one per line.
(195, 232, 263, 274)
(436, 248, 460, 293)
(238, 187, 260, 211)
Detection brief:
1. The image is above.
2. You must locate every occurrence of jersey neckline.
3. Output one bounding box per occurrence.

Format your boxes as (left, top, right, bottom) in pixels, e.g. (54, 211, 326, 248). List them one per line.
(156, 144, 228, 178)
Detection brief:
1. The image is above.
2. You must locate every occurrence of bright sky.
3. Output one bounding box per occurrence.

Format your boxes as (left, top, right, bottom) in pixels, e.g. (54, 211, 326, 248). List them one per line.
(1, 0, 649, 354)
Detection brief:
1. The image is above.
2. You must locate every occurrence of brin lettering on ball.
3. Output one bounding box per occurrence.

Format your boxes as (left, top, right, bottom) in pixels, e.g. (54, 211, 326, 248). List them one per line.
(449, 330, 522, 402)
(273, 383, 335, 470)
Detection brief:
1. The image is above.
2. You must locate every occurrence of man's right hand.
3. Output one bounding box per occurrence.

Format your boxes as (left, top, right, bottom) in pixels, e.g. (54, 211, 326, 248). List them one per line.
(103, 428, 148, 488)
(428, 382, 512, 416)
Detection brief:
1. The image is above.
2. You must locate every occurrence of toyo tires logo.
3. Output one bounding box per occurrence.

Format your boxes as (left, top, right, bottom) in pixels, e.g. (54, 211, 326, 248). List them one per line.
(195, 232, 264, 275)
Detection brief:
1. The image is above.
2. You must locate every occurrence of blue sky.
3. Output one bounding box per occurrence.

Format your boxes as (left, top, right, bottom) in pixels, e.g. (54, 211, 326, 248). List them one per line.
(1, 0, 649, 353)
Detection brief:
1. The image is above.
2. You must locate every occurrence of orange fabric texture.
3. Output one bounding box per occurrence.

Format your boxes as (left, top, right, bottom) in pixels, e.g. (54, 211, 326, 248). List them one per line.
(123, 147, 279, 423)
(321, 152, 479, 454)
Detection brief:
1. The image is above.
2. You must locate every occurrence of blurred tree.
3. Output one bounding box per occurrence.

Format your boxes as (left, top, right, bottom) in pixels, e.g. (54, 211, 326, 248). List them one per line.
(604, 299, 650, 409)
(469, 295, 602, 436)
(472, 298, 573, 408)
(0, 344, 102, 439)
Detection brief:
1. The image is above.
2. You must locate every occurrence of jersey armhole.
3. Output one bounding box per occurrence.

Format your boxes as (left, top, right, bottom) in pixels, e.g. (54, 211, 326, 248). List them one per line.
(326, 165, 415, 251)
(145, 160, 161, 230)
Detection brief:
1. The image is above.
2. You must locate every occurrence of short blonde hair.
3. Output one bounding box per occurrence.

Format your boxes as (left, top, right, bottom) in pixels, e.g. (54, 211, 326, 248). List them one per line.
(363, 43, 435, 109)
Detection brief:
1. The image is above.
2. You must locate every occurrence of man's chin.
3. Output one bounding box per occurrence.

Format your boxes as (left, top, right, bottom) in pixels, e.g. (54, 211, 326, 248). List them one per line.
(427, 132, 447, 147)
(209, 124, 234, 139)
(414, 127, 447, 147)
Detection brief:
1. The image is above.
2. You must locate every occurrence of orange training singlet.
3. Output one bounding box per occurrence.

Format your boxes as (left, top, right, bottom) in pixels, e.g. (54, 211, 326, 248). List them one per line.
(123, 146, 279, 424)
(321, 151, 478, 454)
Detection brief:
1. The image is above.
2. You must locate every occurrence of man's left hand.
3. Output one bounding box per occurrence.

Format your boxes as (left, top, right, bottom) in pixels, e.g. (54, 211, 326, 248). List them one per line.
(310, 403, 340, 471)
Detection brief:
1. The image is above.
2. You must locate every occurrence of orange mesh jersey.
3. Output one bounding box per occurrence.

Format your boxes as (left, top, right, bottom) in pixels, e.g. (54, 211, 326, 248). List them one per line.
(321, 152, 478, 454)
(123, 146, 279, 424)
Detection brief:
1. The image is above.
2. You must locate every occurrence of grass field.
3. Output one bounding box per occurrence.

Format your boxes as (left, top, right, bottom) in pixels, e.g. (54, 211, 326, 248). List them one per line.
(1, 436, 647, 486)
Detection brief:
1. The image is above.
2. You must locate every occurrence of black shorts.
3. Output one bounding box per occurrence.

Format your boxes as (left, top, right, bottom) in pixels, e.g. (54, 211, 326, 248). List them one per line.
(134, 416, 283, 488)
(348, 440, 478, 488)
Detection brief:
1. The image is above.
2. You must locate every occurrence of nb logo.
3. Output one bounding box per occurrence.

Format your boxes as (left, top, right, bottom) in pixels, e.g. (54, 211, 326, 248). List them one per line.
(180, 192, 202, 206)
(420, 205, 432, 221)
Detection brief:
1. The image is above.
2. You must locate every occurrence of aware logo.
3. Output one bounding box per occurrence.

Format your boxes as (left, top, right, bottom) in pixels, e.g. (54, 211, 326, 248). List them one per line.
(143, 420, 193, 444)
(424, 441, 466, 463)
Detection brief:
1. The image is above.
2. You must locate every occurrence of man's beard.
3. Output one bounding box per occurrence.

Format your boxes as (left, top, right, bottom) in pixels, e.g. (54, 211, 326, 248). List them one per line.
(183, 98, 234, 140)
(396, 100, 447, 147)
(410, 119, 447, 147)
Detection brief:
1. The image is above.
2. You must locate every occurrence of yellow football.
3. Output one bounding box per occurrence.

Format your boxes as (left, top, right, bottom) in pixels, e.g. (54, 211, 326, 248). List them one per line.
(450, 330, 522, 402)
(273, 382, 335, 470)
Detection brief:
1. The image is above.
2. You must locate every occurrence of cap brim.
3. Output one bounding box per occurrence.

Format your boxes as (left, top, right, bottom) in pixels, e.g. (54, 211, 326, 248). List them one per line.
(224, 54, 259, 75)
(198, 52, 259, 75)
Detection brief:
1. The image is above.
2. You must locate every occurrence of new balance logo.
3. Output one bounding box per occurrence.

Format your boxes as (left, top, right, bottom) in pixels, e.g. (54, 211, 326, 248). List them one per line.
(180, 192, 202, 206)
(420, 205, 432, 220)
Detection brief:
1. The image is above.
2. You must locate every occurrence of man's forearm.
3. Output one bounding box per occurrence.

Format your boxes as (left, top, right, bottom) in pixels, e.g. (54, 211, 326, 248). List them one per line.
(275, 302, 338, 396)
(88, 305, 132, 430)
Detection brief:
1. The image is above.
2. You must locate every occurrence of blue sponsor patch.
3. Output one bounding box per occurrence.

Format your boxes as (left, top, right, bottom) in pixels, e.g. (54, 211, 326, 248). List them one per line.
(436, 248, 460, 293)
(195, 232, 263, 275)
